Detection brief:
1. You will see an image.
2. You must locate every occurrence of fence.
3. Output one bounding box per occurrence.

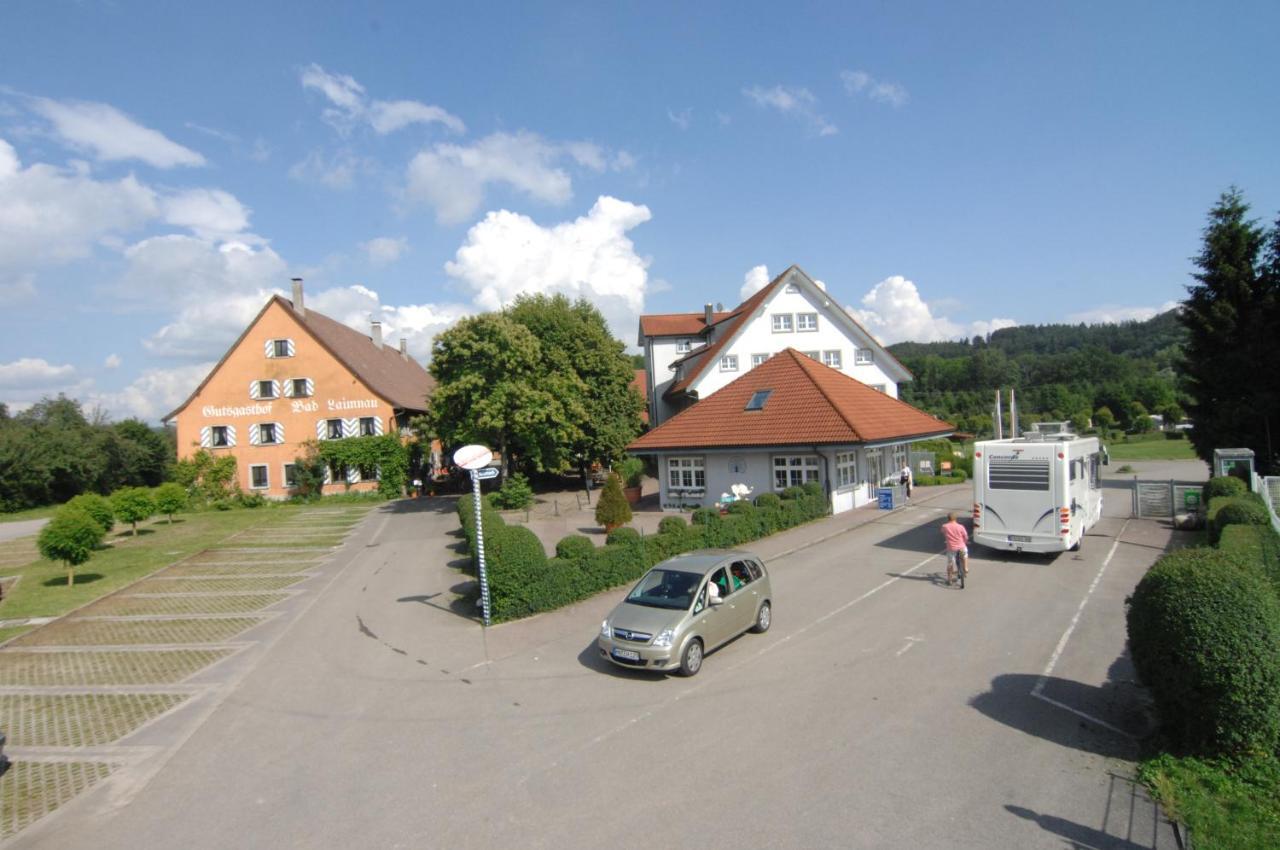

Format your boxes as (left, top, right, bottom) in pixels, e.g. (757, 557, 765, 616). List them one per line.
(1255, 473, 1280, 535)
(1131, 479, 1204, 519)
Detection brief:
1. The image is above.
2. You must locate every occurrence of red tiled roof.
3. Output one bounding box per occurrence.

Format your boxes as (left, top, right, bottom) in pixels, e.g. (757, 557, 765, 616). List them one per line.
(638, 311, 734, 337)
(631, 369, 649, 424)
(628, 348, 952, 451)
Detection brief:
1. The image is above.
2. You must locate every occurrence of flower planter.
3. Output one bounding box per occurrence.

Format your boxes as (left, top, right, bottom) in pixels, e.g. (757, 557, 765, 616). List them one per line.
(622, 485, 642, 504)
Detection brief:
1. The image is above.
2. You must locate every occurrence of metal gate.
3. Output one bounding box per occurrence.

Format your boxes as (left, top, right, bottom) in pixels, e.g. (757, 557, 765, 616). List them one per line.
(1131, 480, 1204, 518)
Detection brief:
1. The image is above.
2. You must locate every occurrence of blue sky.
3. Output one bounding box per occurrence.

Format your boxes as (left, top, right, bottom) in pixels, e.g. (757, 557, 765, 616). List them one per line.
(1, 1, 1277, 421)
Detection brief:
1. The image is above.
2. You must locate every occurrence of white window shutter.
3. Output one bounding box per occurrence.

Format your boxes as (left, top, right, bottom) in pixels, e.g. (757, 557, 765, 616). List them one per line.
(200, 426, 212, 448)
(225, 425, 237, 447)
(282, 380, 293, 398)
(316, 419, 328, 440)
(274, 422, 284, 443)
(305, 378, 314, 396)
(346, 465, 359, 484)
(343, 418, 358, 438)
(373, 417, 384, 436)
(249, 424, 261, 446)
(323, 464, 332, 484)
(286, 339, 296, 356)
(248, 380, 260, 400)
(271, 380, 281, 399)
(264, 339, 274, 357)
(374, 465, 382, 480)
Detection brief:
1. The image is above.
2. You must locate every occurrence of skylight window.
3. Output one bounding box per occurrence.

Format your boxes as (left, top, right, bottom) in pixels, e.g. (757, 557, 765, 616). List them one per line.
(745, 390, 773, 411)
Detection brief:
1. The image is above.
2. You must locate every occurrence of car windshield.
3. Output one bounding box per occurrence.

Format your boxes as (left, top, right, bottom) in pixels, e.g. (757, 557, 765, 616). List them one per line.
(625, 568, 703, 610)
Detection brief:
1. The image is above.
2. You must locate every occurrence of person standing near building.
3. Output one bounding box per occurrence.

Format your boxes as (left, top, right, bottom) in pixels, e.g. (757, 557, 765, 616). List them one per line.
(900, 461, 913, 500)
(940, 512, 969, 585)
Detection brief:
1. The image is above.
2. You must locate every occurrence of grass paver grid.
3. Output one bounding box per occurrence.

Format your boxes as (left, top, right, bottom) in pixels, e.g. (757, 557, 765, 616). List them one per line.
(72, 593, 291, 617)
(184, 551, 326, 565)
(215, 539, 344, 549)
(1, 760, 115, 841)
(1, 692, 188, 747)
(0, 649, 232, 686)
(127, 575, 306, 594)
(9, 617, 263, 647)
(163, 561, 322, 576)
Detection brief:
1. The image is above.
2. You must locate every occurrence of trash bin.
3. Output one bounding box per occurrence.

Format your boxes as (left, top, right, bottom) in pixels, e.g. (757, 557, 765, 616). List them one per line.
(876, 487, 895, 510)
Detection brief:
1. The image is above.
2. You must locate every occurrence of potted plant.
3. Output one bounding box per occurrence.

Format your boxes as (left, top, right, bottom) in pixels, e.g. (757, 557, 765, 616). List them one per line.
(595, 472, 633, 533)
(618, 456, 645, 505)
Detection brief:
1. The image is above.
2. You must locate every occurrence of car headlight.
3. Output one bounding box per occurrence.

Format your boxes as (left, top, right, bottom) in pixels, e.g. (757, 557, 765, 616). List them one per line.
(600, 619, 611, 638)
(652, 628, 675, 648)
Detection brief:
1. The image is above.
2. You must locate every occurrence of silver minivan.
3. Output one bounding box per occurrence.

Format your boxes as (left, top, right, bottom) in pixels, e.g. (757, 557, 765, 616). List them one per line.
(598, 549, 773, 676)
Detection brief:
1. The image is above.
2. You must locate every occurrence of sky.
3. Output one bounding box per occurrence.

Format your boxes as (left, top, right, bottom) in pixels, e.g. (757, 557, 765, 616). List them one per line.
(1, 1, 1277, 422)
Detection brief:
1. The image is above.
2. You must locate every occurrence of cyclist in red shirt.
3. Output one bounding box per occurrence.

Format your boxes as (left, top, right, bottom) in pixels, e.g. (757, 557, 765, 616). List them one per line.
(941, 513, 969, 586)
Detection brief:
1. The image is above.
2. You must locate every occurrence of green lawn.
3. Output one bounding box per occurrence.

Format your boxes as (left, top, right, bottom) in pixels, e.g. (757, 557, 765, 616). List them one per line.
(1107, 437, 1198, 461)
(1140, 754, 1280, 849)
(0, 505, 344, 624)
(0, 505, 60, 524)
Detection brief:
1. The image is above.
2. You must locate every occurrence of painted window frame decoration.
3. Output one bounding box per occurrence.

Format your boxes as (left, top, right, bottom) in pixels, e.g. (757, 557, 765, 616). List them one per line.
(249, 379, 281, 400)
(822, 350, 842, 368)
(249, 464, 269, 490)
(203, 424, 236, 448)
(771, 313, 794, 333)
(854, 348, 874, 365)
(796, 312, 819, 332)
(719, 354, 739, 372)
(751, 353, 770, 368)
(667, 456, 706, 491)
(285, 378, 314, 398)
(265, 338, 296, 358)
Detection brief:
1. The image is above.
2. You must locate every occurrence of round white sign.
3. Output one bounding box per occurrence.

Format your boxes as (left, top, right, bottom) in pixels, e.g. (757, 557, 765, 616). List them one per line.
(453, 444, 494, 471)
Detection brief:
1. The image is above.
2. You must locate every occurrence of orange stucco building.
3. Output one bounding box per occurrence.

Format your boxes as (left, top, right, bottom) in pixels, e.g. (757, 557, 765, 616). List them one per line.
(165, 280, 435, 499)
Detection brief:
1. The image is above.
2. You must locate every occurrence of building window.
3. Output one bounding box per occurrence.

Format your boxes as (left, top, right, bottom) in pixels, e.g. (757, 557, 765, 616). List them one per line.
(822, 350, 842, 368)
(273, 339, 292, 358)
(676, 339, 692, 354)
(797, 313, 818, 332)
(836, 452, 857, 488)
(258, 423, 278, 445)
(667, 457, 705, 491)
(327, 460, 347, 483)
(773, 455, 820, 490)
(283, 463, 298, 488)
(359, 464, 379, 482)
(751, 353, 769, 368)
(802, 351, 819, 360)
(745, 390, 772, 411)
(326, 419, 344, 440)
(258, 380, 277, 399)
(291, 378, 312, 398)
(855, 348, 874, 365)
(869, 384, 887, 393)
(771, 313, 793, 333)
(249, 465, 269, 490)
(359, 416, 377, 436)
(211, 426, 230, 448)
(719, 355, 738, 372)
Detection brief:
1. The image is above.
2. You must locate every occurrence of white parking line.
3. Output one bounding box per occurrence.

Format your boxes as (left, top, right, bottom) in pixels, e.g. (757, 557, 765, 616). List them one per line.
(1030, 519, 1135, 738)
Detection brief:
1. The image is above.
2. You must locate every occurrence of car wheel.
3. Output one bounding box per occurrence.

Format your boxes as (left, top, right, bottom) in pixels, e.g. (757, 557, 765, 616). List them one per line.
(679, 638, 703, 677)
(751, 601, 771, 634)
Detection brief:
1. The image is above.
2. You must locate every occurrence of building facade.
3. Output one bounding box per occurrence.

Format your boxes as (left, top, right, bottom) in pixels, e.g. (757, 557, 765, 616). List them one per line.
(638, 265, 911, 427)
(165, 280, 434, 499)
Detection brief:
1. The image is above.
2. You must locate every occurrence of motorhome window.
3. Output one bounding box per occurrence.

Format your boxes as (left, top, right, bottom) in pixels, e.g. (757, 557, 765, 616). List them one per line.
(988, 458, 1051, 491)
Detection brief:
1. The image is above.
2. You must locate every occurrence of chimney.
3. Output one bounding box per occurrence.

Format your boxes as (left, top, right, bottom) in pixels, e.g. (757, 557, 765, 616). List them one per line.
(399, 338, 408, 359)
(704, 303, 714, 325)
(371, 320, 383, 349)
(291, 278, 305, 316)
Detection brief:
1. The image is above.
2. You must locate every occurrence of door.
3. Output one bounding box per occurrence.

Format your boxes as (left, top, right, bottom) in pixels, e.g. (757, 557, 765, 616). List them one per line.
(725, 560, 759, 632)
(696, 567, 738, 649)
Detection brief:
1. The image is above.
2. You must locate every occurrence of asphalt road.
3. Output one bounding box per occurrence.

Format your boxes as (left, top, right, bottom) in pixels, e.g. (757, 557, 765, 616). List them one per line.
(0, 518, 47, 543)
(20, 479, 1188, 850)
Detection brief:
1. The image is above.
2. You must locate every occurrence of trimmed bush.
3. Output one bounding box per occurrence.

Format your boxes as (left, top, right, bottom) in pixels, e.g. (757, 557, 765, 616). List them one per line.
(555, 534, 596, 562)
(38, 508, 104, 586)
(153, 482, 188, 523)
(492, 473, 534, 510)
(658, 516, 687, 536)
(1218, 524, 1280, 591)
(606, 527, 641, 547)
(594, 472, 632, 531)
(782, 485, 807, 500)
(1204, 475, 1248, 501)
(110, 486, 155, 536)
(65, 494, 114, 534)
(485, 525, 552, 621)
(1208, 496, 1271, 544)
(1127, 547, 1280, 756)
(754, 492, 781, 510)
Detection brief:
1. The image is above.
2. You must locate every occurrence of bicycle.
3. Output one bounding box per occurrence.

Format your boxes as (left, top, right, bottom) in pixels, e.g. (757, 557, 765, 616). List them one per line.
(946, 548, 968, 589)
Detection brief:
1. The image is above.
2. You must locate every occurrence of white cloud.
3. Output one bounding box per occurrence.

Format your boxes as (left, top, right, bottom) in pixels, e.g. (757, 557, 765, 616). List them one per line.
(368, 100, 466, 135)
(739, 264, 771, 300)
(288, 149, 364, 189)
(406, 131, 573, 224)
(0, 357, 77, 389)
(300, 63, 464, 136)
(163, 188, 251, 240)
(743, 85, 837, 136)
(361, 236, 408, 266)
(840, 69, 909, 108)
(1066, 302, 1180, 325)
(445, 195, 653, 339)
(847, 275, 1015, 344)
(104, 353, 122, 369)
(0, 138, 159, 274)
(308, 284, 472, 362)
(30, 97, 205, 168)
(668, 108, 692, 130)
(88, 362, 214, 422)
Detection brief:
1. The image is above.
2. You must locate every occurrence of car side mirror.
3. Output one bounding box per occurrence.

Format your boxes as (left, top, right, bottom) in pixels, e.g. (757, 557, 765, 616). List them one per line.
(709, 596, 724, 606)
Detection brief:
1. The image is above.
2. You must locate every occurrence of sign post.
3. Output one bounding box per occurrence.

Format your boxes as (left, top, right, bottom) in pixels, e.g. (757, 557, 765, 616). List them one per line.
(453, 445, 495, 627)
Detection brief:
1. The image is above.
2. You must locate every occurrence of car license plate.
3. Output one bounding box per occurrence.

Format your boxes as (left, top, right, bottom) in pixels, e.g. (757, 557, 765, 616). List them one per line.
(1009, 535, 1032, 543)
(612, 648, 640, 661)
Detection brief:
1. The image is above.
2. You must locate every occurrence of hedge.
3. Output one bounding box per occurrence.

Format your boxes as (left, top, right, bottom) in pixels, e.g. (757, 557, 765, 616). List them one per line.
(459, 480, 828, 623)
(1126, 547, 1280, 756)
(1203, 475, 1248, 502)
(1218, 524, 1280, 593)
(1207, 494, 1271, 544)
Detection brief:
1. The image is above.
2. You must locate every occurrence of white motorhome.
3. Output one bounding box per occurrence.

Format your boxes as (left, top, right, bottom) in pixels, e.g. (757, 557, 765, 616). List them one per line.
(971, 422, 1104, 553)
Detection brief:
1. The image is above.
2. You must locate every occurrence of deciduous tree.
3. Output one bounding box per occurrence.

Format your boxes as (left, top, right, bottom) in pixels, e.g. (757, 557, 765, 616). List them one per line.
(38, 508, 103, 586)
(111, 487, 155, 536)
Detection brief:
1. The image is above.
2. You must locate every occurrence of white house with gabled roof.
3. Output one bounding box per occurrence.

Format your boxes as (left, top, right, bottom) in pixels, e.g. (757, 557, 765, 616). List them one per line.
(638, 265, 911, 427)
